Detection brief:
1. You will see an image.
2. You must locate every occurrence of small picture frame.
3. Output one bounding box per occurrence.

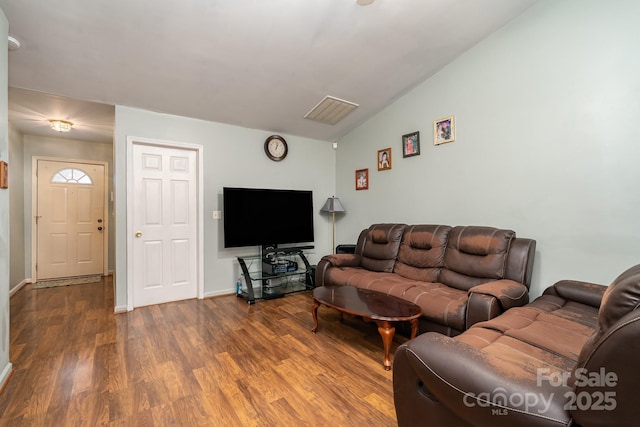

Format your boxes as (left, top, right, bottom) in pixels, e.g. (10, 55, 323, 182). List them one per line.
(434, 115, 455, 145)
(402, 131, 420, 158)
(0, 161, 7, 189)
(355, 168, 369, 190)
(377, 148, 392, 171)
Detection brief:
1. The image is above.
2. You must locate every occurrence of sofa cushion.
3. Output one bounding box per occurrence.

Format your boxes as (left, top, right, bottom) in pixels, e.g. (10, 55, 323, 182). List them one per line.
(320, 266, 373, 288)
(393, 224, 451, 282)
(335, 266, 468, 331)
(370, 228, 389, 244)
(455, 329, 579, 377)
(394, 284, 468, 331)
(359, 224, 406, 272)
(505, 312, 596, 361)
(441, 226, 515, 291)
(472, 293, 599, 361)
(340, 269, 398, 290)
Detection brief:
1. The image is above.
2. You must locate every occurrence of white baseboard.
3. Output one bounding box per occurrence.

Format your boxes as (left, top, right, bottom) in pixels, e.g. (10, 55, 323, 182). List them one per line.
(9, 279, 31, 298)
(0, 362, 13, 391)
(113, 305, 128, 314)
(204, 289, 235, 299)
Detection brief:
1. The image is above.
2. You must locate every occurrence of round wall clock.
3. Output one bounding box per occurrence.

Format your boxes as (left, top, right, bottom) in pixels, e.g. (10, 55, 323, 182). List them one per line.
(264, 135, 288, 161)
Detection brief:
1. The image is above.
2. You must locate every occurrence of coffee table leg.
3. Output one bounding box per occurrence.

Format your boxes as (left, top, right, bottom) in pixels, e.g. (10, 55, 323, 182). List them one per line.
(376, 320, 395, 370)
(311, 300, 320, 333)
(410, 318, 419, 339)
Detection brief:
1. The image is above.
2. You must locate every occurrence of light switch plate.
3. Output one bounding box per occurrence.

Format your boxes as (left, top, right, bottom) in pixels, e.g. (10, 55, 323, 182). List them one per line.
(212, 210, 221, 220)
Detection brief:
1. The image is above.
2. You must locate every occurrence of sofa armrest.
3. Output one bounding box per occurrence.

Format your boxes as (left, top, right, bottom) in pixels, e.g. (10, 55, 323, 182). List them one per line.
(542, 279, 606, 308)
(319, 253, 362, 268)
(466, 280, 529, 327)
(469, 279, 529, 310)
(314, 254, 363, 287)
(393, 333, 571, 427)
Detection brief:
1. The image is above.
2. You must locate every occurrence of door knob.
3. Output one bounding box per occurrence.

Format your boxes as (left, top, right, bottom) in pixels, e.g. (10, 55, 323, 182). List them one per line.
(97, 226, 103, 231)
(135, 231, 142, 237)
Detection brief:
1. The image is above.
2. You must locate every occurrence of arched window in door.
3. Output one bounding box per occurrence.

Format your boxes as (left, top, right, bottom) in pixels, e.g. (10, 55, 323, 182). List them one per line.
(51, 168, 93, 184)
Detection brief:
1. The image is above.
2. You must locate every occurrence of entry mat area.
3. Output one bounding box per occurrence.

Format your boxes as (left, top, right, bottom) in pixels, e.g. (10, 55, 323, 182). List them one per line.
(32, 275, 103, 289)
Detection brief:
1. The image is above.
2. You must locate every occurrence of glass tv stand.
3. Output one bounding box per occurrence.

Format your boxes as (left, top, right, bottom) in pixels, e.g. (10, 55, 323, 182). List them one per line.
(236, 247, 313, 304)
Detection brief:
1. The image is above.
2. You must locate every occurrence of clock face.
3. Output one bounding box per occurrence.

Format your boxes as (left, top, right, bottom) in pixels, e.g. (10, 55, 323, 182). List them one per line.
(264, 135, 288, 161)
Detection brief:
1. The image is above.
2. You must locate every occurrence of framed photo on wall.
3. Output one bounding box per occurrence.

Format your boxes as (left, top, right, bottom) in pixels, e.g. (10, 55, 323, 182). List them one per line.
(402, 131, 420, 158)
(434, 115, 455, 145)
(377, 148, 392, 171)
(0, 161, 7, 189)
(355, 168, 369, 190)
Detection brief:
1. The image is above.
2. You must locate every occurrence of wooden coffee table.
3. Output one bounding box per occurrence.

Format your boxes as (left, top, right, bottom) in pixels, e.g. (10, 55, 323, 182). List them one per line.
(311, 285, 422, 370)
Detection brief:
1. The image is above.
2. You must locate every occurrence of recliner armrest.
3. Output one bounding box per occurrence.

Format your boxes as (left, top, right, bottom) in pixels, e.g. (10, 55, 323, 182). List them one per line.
(466, 280, 528, 327)
(314, 254, 363, 287)
(393, 333, 572, 427)
(469, 279, 529, 311)
(319, 253, 362, 268)
(542, 279, 606, 308)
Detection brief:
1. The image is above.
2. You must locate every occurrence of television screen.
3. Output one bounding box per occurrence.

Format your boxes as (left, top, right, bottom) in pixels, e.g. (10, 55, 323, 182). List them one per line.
(223, 187, 314, 248)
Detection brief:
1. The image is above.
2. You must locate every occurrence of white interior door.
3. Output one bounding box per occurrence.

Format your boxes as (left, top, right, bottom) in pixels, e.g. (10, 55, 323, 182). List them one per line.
(132, 143, 198, 307)
(36, 160, 105, 280)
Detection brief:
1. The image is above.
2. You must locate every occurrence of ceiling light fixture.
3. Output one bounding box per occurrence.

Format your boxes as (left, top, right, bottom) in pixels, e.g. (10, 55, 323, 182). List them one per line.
(8, 35, 21, 51)
(356, 0, 375, 5)
(49, 120, 73, 133)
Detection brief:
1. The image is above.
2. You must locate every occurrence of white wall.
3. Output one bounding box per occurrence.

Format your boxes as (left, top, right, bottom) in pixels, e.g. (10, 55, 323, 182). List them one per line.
(0, 7, 12, 391)
(336, 0, 640, 297)
(22, 135, 115, 279)
(8, 123, 24, 290)
(114, 106, 336, 310)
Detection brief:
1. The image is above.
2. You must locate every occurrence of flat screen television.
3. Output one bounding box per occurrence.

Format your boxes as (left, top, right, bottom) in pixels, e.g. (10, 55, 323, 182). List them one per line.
(223, 187, 314, 249)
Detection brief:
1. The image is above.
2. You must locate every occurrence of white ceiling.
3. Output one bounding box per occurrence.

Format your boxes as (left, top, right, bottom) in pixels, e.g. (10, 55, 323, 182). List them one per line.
(8, 87, 115, 144)
(1, 0, 537, 143)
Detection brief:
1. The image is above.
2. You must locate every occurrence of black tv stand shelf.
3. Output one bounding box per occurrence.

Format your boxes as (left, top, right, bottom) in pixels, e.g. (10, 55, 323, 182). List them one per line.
(236, 248, 313, 304)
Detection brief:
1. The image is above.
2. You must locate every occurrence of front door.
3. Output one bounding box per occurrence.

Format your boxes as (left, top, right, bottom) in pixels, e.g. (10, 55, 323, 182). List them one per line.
(131, 143, 198, 307)
(36, 160, 105, 280)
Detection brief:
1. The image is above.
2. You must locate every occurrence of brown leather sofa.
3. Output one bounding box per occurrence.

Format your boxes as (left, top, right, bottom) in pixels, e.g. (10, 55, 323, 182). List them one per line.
(393, 263, 640, 427)
(315, 224, 536, 335)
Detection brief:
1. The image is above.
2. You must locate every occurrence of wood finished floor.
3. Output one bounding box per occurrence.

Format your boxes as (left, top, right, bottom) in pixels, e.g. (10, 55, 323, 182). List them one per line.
(0, 277, 403, 426)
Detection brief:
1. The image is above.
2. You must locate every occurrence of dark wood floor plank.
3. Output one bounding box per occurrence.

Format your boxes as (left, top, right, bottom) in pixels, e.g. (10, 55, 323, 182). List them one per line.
(0, 278, 400, 426)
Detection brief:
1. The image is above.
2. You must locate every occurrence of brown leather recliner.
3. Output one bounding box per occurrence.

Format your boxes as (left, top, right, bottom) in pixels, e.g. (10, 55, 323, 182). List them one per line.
(393, 264, 640, 427)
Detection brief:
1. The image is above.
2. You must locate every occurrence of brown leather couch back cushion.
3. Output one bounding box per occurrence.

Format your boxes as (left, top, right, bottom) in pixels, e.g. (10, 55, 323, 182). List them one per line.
(572, 263, 640, 386)
(599, 263, 640, 330)
(441, 226, 515, 291)
(394, 225, 452, 282)
(359, 223, 406, 272)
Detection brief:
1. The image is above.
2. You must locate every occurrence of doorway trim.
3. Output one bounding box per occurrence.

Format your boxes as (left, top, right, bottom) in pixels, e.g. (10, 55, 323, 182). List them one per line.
(126, 136, 204, 311)
(31, 156, 110, 281)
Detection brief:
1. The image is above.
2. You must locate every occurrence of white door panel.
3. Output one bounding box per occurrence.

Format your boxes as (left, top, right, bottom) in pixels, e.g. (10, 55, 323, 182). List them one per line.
(36, 160, 105, 279)
(132, 144, 198, 307)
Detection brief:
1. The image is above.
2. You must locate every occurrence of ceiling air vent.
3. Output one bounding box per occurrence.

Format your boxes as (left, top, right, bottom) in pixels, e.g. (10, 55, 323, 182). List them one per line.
(304, 95, 359, 125)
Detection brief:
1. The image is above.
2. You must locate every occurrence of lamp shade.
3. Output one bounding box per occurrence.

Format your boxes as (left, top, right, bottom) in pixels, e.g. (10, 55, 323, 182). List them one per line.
(320, 196, 346, 213)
